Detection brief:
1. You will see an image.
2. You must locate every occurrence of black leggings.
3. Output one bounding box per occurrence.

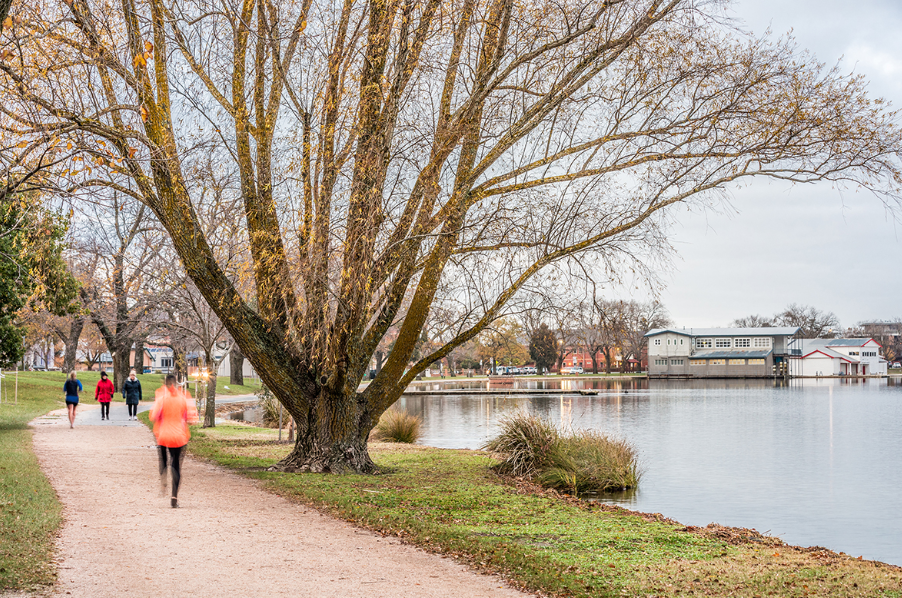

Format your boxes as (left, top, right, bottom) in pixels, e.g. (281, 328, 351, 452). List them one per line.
(100, 402, 110, 418)
(158, 445, 186, 498)
(127, 404, 137, 417)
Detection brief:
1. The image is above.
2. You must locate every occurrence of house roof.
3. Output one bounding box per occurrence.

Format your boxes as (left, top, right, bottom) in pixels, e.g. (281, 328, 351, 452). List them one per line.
(801, 348, 856, 363)
(691, 350, 772, 359)
(824, 338, 881, 348)
(796, 338, 881, 351)
(645, 327, 799, 338)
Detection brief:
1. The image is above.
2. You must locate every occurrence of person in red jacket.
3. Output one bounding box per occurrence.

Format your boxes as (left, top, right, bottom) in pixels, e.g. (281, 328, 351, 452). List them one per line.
(95, 371, 115, 421)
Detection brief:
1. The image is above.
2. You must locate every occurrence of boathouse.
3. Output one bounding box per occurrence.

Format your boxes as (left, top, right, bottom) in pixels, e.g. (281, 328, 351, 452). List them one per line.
(791, 338, 887, 377)
(645, 327, 800, 378)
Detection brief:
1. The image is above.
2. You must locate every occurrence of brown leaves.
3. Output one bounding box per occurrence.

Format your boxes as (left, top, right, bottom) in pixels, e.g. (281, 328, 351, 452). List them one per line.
(133, 42, 153, 68)
(139, 105, 148, 122)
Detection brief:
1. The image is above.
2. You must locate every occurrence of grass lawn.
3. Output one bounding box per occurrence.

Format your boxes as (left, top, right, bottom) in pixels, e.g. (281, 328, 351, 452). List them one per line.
(0, 371, 66, 590)
(186, 423, 902, 598)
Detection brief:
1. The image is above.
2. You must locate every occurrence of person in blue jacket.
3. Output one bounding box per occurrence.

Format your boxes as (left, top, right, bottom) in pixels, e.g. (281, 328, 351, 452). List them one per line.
(63, 371, 83, 429)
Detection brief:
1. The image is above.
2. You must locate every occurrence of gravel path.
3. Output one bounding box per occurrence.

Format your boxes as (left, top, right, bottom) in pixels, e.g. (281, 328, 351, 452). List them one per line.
(30, 403, 531, 598)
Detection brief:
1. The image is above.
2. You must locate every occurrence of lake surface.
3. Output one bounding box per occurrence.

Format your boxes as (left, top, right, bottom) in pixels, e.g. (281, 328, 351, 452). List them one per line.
(395, 377, 902, 565)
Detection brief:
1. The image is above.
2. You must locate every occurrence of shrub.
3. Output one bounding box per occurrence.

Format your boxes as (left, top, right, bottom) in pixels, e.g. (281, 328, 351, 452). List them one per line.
(484, 414, 640, 494)
(537, 431, 640, 494)
(256, 385, 283, 427)
(371, 408, 422, 443)
(482, 413, 560, 477)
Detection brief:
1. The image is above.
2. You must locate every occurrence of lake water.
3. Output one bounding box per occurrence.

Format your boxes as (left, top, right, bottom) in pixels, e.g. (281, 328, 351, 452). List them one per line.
(395, 377, 902, 565)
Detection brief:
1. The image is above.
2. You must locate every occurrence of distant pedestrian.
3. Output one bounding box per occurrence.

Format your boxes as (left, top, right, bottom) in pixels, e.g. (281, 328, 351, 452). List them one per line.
(122, 369, 142, 421)
(150, 375, 198, 508)
(63, 371, 83, 429)
(95, 371, 115, 421)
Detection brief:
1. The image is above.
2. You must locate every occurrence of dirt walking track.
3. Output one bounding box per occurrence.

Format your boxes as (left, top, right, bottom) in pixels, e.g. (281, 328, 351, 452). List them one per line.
(28, 403, 531, 598)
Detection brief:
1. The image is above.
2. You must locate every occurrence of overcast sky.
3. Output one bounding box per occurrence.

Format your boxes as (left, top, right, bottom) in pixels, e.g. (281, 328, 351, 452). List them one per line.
(648, 0, 902, 329)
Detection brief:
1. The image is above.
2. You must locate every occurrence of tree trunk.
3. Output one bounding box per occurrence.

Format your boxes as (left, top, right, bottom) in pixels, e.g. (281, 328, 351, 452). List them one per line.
(603, 347, 612, 374)
(112, 344, 131, 393)
(173, 346, 187, 383)
(229, 344, 244, 385)
(590, 352, 598, 374)
(268, 389, 377, 474)
(62, 318, 85, 374)
(375, 350, 384, 373)
(133, 340, 145, 373)
(204, 369, 217, 427)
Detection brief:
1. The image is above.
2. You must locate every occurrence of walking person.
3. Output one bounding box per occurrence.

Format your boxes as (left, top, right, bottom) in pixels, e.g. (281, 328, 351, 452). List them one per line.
(150, 375, 198, 508)
(122, 369, 142, 420)
(95, 371, 115, 421)
(63, 371, 83, 429)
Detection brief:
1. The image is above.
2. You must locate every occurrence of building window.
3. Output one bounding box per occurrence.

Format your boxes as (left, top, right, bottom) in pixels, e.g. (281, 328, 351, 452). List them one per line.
(161, 358, 173, 368)
(849, 351, 859, 356)
(680, 339, 684, 344)
(710, 359, 726, 365)
(690, 359, 705, 366)
(715, 338, 731, 348)
(654, 339, 661, 346)
(670, 359, 684, 366)
(753, 338, 771, 348)
(655, 359, 667, 366)
(748, 359, 765, 365)
(728, 359, 745, 365)
(735, 338, 751, 348)
(697, 338, 712, 348)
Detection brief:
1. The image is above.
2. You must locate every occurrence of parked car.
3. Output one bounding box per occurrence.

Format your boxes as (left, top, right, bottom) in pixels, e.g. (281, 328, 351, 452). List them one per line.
(560, 366, 584, 374)
(522, 366, 537, 375)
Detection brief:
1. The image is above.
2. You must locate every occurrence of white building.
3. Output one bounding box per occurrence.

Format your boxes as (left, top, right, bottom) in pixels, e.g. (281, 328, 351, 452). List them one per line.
(646, 327, 799, 378)
(792, 338, 887, 377)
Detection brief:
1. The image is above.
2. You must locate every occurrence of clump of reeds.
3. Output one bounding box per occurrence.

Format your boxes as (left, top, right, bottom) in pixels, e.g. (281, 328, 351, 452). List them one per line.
(483, 413, 640, 494)
(257, 385, 282, 427)
(483, 413, 560, 477)
(371, 408, 422, 443)
(537, 431, 639, 494)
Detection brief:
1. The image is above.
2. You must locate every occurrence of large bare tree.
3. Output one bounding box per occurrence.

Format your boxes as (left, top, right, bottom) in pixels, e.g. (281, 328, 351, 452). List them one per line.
(75, 195, 163, 391)
(2, 0, 901, 472)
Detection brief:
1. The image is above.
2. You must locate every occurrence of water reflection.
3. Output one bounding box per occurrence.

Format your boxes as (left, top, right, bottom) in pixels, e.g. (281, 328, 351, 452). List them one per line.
(395, 377, 902, 566)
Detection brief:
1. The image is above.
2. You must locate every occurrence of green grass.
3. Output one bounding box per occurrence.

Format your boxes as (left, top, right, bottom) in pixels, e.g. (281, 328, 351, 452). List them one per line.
(186, 424, 902, 598)
(0, 372, 66, 590)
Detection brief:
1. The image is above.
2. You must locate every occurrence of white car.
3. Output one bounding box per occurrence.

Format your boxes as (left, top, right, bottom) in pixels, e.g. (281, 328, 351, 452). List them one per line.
(560, 366, 584, 374)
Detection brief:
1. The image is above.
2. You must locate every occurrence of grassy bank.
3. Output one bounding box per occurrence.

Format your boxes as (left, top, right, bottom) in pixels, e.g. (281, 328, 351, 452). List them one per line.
(188, 423, 902, 598)
(0, 372, 67, 590)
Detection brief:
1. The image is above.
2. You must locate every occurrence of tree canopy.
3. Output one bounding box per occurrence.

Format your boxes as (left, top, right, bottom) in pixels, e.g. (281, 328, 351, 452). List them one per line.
(0, 197, 77, 366)
(2, 0, 901, 471)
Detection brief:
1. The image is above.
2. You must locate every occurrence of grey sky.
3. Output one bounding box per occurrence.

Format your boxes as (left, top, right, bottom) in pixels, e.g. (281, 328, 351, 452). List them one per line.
(651, 0, 902, 329)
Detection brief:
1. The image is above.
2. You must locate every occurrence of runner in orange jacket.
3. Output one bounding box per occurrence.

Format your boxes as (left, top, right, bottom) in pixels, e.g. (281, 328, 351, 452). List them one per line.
(149, 375, 198, 508)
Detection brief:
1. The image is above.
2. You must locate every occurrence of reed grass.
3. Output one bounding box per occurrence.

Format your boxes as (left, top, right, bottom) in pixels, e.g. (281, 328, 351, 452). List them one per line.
(538, 431, 640, 493)
(485, 413, 639, 494)
(482, 412, 560, 477)
(371, 408, 422, 443)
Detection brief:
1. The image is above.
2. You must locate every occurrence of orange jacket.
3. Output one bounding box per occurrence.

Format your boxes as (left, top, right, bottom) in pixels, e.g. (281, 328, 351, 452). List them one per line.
(149, 385, 198, 448)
